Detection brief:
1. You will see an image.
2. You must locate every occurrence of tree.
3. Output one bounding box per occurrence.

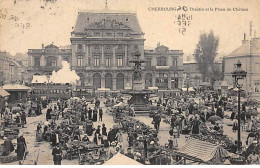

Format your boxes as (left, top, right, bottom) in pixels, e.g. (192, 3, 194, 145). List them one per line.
(194, 30, 219, 82)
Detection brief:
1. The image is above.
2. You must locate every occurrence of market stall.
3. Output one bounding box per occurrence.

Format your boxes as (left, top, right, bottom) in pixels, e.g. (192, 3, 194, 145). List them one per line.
(174, 138, 230, 164)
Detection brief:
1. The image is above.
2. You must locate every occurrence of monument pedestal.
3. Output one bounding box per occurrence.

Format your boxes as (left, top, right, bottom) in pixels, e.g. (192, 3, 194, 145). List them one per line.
(122, 51, 154, 115)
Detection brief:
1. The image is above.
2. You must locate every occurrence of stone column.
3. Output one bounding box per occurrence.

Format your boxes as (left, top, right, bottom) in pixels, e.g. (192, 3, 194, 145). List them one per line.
(112, 45, 116, 67)
(31, 56, 34, 67)
(40, 55, 44, 66)
(101, 45, 104, 66)
(152, 75, 156, 87)
(112, 76, 117, 90)
(85, 45, 89, 66)
(101, 73, 105, 88)
(57, 55, 62, 67)
(168, 74, 171, 89)
(125, 45, 128, 66)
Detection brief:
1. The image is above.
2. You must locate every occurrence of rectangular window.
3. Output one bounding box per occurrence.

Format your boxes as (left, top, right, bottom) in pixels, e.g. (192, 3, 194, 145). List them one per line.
(146, 58, 151, 67)
(94, 32, 100, 37)
(117, 33, 123, 37)
(51, 60, 57, 67)
(94, 55, 100, 67)
(117, 55, 123, 67)
(106, 55, 111, 66)
(157, 57, 166, 66)
(107, 32, 112, 37)
(77, 55, 83, 66)
(172, 58, 177, 66)
(34, 57, 41, 67)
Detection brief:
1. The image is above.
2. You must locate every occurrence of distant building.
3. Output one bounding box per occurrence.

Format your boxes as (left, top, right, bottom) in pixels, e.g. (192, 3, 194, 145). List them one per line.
(27, 43, 72, 83)
(0, 51, 24, 85)
(223, 36, 260, 97)
(144, 44, 183, 90)
(183, 62, 222, 88)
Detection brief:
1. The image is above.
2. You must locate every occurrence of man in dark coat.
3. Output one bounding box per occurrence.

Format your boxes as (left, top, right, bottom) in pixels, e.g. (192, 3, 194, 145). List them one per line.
(188, 103, 194, 115)
(191, 117, 201, 134)
(153, 113, 161, 131)
(99, 108, 103, 121)
(17, 134, 27, 160)
(21, 111, 26, 128)
(102, 123, 107, 136)
(93, 108, 98, 122)
(170, 114, 177, 129)
(107, 128, 114, 144)
(52, 144, 62, 165)
(46, 107, 52, 121)
(88, 107, 92, 120)
(241, 110, 246, 123)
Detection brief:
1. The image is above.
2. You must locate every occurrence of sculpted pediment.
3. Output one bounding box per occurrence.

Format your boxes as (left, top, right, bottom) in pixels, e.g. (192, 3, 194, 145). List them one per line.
(87, 19, 131, 30)
(45, 44, 59, 53)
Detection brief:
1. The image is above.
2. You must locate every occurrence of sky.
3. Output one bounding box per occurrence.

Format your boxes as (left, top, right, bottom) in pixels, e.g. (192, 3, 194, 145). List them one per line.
(0, 0, 259, 58)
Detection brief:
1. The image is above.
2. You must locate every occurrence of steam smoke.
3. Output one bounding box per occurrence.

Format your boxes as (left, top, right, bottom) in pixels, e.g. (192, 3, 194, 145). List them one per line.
(50, 61, 80, 84)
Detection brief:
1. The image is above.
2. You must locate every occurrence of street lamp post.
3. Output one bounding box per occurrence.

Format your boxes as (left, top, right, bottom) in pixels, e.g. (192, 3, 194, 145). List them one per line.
(9, 63, 14, 84)
(232, 60, 247, 152)
(46, 75, 50, 100)
(186, 74, 190, 93)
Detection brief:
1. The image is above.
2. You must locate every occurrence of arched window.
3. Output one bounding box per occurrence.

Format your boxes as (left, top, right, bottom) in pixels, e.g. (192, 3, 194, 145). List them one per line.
(78, 73, 85, 86)
(105, 73, 113, 90)
(46, 56, 57, 67)
(116, 73, 124, 90)
(93, 73, 101, 89)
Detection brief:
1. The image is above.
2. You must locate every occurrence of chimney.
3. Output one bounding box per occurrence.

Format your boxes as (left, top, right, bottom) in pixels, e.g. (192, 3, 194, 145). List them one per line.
(242, 33, 247, 45)
(42, 44, 44, 49)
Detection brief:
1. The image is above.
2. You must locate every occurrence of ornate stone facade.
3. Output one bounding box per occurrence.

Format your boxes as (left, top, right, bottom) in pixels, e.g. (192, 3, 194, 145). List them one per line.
(27, 44, 72, 83)
(27, 11, 184, 91)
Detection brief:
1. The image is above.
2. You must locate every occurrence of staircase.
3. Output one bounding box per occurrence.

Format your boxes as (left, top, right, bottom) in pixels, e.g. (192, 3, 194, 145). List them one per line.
(133, 104, 149, 116)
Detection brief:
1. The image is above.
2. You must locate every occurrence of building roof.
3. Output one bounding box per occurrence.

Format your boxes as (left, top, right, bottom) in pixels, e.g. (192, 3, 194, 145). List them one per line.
(226, 37, 260, 58)
(73, 11, 143, 34)
(60, 45, 71, 49)
(2, 84, 31, 91)
(10, 60, 21, 68)
(0, 88, 10, 97)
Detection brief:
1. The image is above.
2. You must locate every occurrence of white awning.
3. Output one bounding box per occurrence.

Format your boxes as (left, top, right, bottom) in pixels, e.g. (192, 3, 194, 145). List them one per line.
(97, 88, 110, 91)
(2, 84, 31, 91)
(182, 87, 195, 91)
(103, 153, 142, 165)
(148, 87, 158, 90)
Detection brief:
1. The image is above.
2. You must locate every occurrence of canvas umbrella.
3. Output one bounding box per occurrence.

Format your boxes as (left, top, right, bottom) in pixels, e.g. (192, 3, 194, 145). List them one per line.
(208, 115, 222, 124)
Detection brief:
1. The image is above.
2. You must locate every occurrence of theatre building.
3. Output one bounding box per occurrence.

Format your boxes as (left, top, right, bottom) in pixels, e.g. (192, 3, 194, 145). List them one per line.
(27, 10, 184, 92)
